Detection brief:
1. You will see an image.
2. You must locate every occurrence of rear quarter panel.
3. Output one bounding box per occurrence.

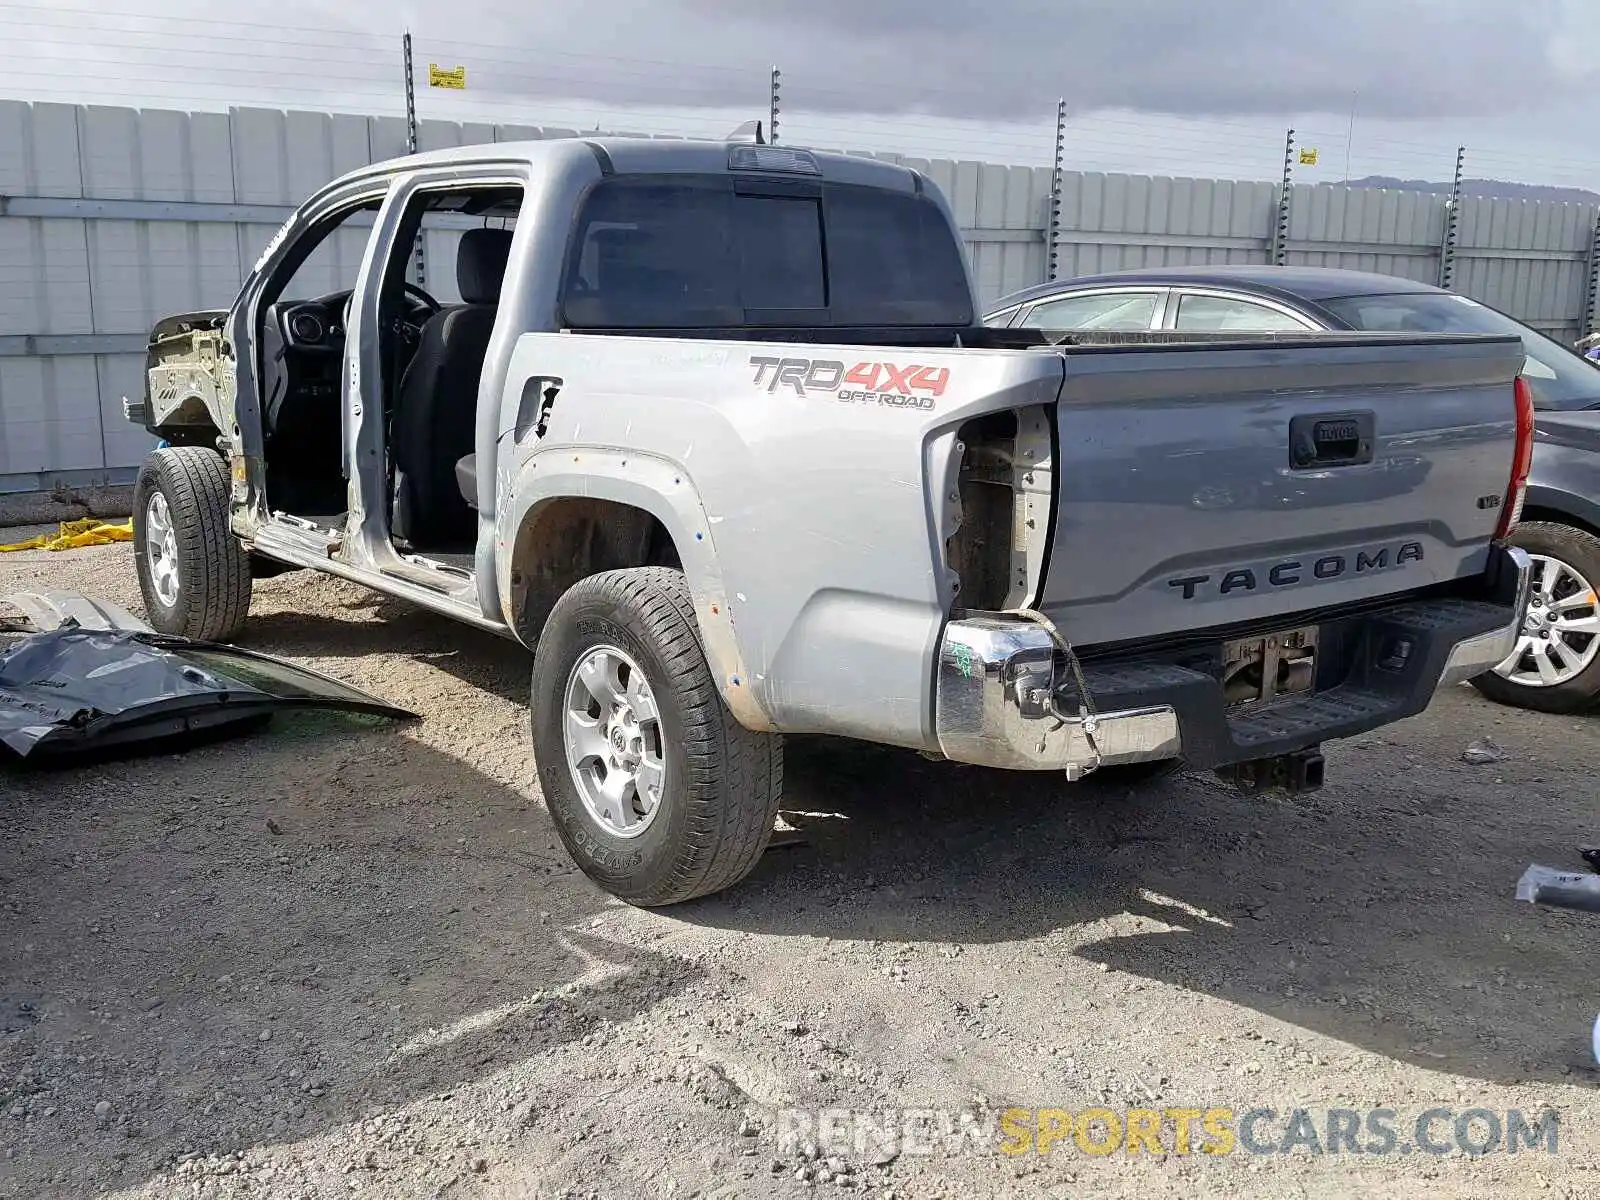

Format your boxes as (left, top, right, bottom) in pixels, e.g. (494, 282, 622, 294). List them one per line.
(495, 334, 1064, 749)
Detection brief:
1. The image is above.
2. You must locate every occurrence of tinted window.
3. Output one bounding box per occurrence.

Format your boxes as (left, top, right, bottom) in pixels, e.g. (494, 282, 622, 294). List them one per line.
(735, 195, 825, 309)
(563, 179, 741, 327)
(1019, 291, 1158, 331)
(561, 175, 972, 328)
(1173, 293, 1310, 332)
(1321, 291, 1600, 411)
(824, 185, 972, 325)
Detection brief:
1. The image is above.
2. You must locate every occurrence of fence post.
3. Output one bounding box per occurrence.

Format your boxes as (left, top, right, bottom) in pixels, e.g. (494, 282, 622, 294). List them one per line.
(1271, 128, 1295, 266)
(1438, 146, 1465, 290)
(1047, 98, 1066, 282)
(768, 66, 782, 145)
(1582, 211, 1600, 338)
(402, 31, 426, 287)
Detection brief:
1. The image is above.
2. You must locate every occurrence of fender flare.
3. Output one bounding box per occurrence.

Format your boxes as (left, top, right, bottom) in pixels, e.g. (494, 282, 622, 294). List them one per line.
(496, 446, 772, 731)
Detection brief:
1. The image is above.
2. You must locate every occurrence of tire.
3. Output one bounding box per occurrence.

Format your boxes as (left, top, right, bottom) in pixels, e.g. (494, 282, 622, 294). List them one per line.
(132, 446, 252, 642)
(1470, 520, 1600, 714)
(530, 567, 783, 906)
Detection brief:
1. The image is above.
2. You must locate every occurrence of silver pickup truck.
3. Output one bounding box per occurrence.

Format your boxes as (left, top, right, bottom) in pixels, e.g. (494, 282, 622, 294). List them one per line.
(125, 137, 1533, 905)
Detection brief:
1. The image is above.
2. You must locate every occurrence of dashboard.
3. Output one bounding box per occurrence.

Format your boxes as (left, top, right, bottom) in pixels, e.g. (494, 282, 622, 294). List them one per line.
(267, 289, 353, 412)
(279, 292, 350, 354)
(262, 286, 441, 432)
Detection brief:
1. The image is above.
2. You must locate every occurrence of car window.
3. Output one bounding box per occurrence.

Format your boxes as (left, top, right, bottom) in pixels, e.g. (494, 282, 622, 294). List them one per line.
(1320, 291, 1600, 411)
(560, 175, 972, 328)
(823, 184, 972, 325)
(260, 197, 384, 304)
(734, 195, 825, 310)
(1017, 292, 1158, 331)
(1173, 293, 1310, 332)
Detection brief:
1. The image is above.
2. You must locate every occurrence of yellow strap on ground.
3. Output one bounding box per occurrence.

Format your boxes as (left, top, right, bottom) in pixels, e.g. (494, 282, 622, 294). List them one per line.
(0, 518, 134, 553)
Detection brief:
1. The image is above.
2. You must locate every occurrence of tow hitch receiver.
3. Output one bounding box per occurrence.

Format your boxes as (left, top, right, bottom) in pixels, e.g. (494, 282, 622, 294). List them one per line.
(1217, 747, 1325, 794)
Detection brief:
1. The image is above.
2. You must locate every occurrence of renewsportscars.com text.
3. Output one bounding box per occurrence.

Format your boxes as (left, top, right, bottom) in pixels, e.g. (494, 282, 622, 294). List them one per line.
(775, 1105, 1559, 1160)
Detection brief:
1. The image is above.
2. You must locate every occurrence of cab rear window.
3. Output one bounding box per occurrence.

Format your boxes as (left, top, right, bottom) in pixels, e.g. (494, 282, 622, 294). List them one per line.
(560, 174, 973, 329)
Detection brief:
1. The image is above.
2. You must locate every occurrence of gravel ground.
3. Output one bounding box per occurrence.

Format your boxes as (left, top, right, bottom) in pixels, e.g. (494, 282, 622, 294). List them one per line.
(2, 542, 1598, 1199)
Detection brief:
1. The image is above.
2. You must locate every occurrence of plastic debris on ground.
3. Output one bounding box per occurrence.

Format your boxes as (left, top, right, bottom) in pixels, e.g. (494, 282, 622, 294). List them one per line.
(0, 519, 134, 553)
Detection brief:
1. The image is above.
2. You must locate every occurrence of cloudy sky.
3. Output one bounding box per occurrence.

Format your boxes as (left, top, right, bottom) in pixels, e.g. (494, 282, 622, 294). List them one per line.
(5, 0, 1598, 187)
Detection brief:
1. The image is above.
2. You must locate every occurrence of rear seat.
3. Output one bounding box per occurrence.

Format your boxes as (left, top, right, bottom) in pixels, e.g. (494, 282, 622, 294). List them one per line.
(455, 453, 478, 509)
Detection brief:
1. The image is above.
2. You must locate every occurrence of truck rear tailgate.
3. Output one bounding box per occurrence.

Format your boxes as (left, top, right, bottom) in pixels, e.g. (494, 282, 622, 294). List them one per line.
(1038, 333, 1525, 648)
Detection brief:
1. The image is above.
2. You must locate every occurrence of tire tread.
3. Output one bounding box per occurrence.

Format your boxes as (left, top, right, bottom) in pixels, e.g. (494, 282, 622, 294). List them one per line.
(534, 566, 782, 906)
(134, 446, 251, 642)
(1471, 520, 1600, 714)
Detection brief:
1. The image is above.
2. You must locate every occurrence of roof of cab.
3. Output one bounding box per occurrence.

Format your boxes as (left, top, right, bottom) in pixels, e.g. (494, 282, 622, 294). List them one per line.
(337, 136, 924, 193)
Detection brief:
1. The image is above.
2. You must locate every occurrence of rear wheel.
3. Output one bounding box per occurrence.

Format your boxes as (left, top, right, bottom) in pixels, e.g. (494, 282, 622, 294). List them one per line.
(1471, 521, 1600, 713)
(530, 567, 783, 906)
(132, 446, 252, 642)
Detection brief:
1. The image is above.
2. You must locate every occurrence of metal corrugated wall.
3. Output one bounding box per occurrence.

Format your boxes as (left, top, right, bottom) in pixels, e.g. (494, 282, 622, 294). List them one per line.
(3, 99, 1598, 490)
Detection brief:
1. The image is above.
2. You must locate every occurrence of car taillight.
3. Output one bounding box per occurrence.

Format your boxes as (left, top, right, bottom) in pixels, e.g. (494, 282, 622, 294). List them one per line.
(1495, 375, 1535, 541)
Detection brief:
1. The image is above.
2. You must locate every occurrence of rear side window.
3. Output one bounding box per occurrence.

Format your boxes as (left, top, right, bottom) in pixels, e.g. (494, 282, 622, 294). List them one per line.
(1173, 293, 1311, 332)
(1019, 291, 1159, 331)
(560, 175, 972, 328)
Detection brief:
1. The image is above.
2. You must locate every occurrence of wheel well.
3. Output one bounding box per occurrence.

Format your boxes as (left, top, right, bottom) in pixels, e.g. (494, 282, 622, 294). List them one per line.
(509, 498, 682, 643)
(1520, 505, 1600, 540)
(153, 424, 222, 450)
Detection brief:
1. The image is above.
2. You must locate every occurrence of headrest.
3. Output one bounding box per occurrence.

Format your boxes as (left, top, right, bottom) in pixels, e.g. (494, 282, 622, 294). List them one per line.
(457, 227, 513, 305)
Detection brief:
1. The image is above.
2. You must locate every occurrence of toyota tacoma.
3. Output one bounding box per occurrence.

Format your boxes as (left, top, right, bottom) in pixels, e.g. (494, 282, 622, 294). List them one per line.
(124, 136, 1533, 904)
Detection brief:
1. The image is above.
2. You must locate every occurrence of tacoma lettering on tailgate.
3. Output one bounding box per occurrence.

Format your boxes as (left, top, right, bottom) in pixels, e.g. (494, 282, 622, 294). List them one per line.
(1167, 541, 1425, 600)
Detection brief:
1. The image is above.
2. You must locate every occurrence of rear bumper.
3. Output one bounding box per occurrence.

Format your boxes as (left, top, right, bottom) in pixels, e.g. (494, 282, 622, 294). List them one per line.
(935, 546, 1531, 775)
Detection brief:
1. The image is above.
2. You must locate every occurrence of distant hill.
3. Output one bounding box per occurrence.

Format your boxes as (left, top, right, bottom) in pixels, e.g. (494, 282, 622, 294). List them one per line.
(1343, 175, 1600, 204)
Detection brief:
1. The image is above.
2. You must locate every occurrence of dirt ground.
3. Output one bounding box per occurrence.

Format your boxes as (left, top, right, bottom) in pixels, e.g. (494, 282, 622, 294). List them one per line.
(2, 541, 1598, 1200)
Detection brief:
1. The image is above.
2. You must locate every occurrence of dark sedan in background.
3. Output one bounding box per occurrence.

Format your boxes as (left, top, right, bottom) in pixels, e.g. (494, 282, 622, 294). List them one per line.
(985, 266, 1600, 713)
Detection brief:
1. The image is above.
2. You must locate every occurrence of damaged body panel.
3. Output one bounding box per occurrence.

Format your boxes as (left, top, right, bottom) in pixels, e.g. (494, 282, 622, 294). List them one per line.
(128, 309, 232, 433)
(2, 590, 152, 635)
(0, 617, 412, 762)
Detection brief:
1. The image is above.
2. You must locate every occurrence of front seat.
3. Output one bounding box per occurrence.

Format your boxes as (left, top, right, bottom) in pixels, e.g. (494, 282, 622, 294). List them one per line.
(391, 226, 512, 547)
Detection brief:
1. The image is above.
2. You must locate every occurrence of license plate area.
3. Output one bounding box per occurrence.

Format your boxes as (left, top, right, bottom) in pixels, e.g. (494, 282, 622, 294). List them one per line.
(1222, 625, 1319, 706)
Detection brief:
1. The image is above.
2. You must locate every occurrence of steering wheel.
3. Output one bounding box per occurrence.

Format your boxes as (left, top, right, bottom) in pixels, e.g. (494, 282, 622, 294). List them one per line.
(401, 282, 442, 322)
(340, 283, 442, 335)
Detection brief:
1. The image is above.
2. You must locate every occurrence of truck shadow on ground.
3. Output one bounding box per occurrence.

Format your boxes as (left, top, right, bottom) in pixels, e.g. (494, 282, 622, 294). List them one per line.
(223, 598, 1594, 1093)
(692, 733, 1598, 1091)
(0, 715, 688, 1198)
(240, 597, 531, 708)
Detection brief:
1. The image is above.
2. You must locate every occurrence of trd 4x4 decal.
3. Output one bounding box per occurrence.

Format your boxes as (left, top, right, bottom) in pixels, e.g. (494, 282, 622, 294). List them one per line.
(748, 356, 949, 410)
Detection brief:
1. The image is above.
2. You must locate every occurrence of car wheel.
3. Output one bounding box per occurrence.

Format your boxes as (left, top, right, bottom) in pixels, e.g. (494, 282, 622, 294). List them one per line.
(132, 446, 252, 642)
(530, 566, 784, 906)
(1471, 520, 1600, 713)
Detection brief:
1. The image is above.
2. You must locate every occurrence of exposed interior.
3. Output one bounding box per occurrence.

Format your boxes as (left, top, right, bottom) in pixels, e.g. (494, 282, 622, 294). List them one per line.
(253, 185, 523, 557)
(946, 410, 1018, 611)
(945, 406, 1054, 614)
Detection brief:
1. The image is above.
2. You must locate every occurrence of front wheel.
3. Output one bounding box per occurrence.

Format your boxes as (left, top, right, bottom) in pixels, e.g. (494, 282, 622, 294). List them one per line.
(530, 567, 783, 906)
(1471, 520, 1600, 713)
(132, 446, 252, 642)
